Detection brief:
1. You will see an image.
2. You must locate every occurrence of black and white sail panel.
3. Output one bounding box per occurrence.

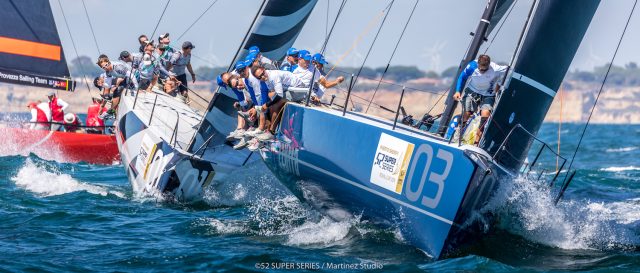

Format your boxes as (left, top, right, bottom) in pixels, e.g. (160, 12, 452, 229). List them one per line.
(481, 0, 600, 170)
(0, 0, 75, 91)
(241, 0, 318, 62)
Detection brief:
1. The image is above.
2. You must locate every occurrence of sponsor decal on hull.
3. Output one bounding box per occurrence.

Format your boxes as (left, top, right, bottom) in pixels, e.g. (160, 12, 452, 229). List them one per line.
(370, 133, 415, 194)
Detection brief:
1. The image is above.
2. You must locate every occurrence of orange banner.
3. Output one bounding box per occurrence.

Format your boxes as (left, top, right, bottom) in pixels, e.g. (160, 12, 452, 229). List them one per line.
(0, 36, 61, 61)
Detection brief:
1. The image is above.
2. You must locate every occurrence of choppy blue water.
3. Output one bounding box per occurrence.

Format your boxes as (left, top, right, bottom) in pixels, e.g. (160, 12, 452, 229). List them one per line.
(1, 123, 639, 272)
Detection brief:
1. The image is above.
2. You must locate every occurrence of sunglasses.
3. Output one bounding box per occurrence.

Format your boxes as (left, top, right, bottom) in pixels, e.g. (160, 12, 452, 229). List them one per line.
(254, 70, 266, 80)
(229, 78, 239, 88)
(101, 62, 110, 69)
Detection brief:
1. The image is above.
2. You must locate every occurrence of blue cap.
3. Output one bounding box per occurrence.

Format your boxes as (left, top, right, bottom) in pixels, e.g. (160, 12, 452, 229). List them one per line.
(312, 53, 328, 64)
(216, 75, 227, 89)
(287, 47, 299, 56)
(248, 45, 260, 54)
(235, 59, 250, 71)
(245, 52, 258, 62)
(298, 50, 311, 61)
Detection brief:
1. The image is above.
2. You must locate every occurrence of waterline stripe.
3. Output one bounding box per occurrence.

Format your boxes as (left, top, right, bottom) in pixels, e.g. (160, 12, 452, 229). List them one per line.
(276, 152, 455, 226)
(512, 72, 557, 97)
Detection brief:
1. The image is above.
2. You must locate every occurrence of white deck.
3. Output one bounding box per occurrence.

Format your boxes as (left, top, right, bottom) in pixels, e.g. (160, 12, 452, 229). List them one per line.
(311, 103, 492, 157)
(121, 90, 203, 150)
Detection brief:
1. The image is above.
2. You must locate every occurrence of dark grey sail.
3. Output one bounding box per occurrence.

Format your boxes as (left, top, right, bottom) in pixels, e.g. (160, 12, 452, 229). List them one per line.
(437, 0, 516, 135)
(481, 0, 601, 170)
(188, 0, 318, 155)
(488, 0, 516, 33)
(0, 0, 75, 91)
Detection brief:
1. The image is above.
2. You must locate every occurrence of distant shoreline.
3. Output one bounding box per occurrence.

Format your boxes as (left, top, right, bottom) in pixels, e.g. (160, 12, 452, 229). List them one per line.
(2, 79, 639, 124)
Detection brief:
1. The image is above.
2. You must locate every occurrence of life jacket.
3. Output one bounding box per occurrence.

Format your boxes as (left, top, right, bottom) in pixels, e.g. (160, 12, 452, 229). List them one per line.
(86, 103, 106, 128)
(49, 97, 64, 122)
(64, 114, 81, 132)
(34, 106, 48, 124)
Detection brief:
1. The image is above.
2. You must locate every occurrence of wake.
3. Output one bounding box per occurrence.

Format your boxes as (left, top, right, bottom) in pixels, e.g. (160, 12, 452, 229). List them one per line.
(11, 158, 125, 198)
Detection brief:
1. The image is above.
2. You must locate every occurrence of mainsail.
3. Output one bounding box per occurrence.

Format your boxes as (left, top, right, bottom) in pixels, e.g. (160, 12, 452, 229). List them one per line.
(481, 0, 601, 170)
(0, 0, 75, 91)
(188, 0, 318, 154)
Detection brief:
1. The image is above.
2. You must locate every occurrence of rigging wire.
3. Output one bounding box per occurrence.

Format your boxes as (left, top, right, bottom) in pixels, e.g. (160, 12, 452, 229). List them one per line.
(151, 0, 171, 40)
(81, 0, 100, 54)
(483, 0, 519, 54)
(365, 0, 418, 113)
(325, 0, 329, 41)
(562, 0, 637, 183)
(557, 85, 563, 172)
(320, 0, 348, 54)
(320, 1, 390, 78)
(55, 0, 93, 94)
(352, 0, 395, 86)
(176, 0, 220, 41)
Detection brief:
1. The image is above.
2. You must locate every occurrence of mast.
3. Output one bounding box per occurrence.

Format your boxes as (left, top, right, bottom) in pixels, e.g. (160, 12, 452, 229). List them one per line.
(436, 0, 501, 136)
(481, 0, 601, 171)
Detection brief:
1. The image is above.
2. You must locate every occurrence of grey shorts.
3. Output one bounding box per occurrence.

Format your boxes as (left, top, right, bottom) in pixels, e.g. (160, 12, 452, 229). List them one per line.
(463, 91, 495, 113)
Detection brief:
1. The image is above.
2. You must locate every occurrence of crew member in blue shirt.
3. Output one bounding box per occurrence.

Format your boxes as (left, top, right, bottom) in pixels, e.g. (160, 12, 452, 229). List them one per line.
(452, 54, 507, 143)
(280, 47, 299, 72)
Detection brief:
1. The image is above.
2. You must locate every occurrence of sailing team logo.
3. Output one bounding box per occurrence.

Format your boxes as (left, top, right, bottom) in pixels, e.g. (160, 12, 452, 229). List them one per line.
(370, 133, 415, 194)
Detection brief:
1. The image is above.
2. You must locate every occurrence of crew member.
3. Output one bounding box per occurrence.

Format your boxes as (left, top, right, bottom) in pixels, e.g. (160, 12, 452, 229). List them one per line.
(27, 102, 49, 130)
(280, 47, 299, 72)
(138, 34, 148, 53)
(86, 97, 107, 134)
(47, 91, 69, 131)
(63, 113, 83, 133)
(248, 45, 276, 69)
(97, 55, 137, 118)
(311, 53, 345, 102)
(170, 41, 196, 99)
(248, 66, 304, 148)
(452, 54, 507, 144)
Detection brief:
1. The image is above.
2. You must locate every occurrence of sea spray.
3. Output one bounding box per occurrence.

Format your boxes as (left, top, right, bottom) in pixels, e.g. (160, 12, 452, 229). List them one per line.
(11, 158, 124, 198)
(487, 176, 640, 250)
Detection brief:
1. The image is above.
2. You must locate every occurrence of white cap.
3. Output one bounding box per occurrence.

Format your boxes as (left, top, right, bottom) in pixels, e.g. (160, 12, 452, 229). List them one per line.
(64, 113, 76, 123)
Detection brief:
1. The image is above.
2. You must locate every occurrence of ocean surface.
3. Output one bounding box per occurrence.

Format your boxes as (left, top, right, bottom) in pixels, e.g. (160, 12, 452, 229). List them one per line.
(1, 121, 639, 272)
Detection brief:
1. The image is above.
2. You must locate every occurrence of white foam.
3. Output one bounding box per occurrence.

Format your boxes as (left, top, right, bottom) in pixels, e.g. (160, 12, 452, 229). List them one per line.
(586, 199, 640, 225)
(207, 218, 247, 234)
(0, 129, 69, 163)
(286, 216, 353, 246)
(487, 176, 640, 250)
(599, 166, 640, 172)
(11, 159, 125, 198)
(605, 147, 638, 153)
(247, 196, 311, 236)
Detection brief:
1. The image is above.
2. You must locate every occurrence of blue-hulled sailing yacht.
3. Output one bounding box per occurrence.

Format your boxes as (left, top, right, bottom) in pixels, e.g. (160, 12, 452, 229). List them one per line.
(258, 0, 601, 258)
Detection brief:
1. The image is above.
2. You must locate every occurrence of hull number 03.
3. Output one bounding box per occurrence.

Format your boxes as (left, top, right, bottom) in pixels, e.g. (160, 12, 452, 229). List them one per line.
(404, 144, 453, 209)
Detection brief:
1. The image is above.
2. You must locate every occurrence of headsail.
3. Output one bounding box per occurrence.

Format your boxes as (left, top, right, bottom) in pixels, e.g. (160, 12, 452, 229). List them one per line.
(488, 0, 516, 33)
(239, 0, 318, 62)
(481, 0, 601, 170)
(188, 0, 318, 154)
(0, 0, 75, 91)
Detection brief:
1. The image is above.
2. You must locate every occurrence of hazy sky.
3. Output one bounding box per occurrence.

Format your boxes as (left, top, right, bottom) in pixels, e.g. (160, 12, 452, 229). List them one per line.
(50, 0, 639, 73)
